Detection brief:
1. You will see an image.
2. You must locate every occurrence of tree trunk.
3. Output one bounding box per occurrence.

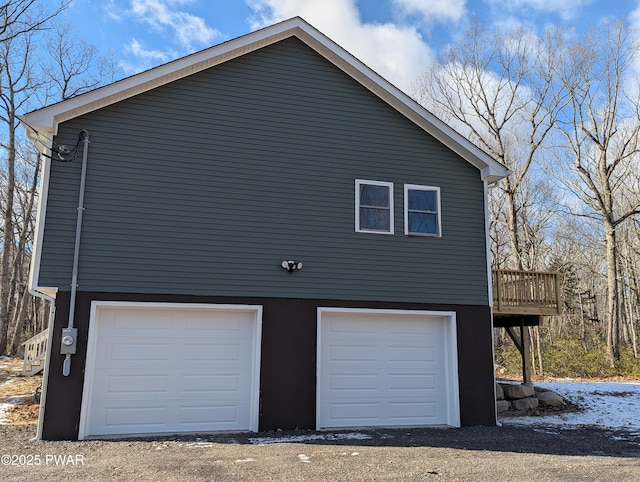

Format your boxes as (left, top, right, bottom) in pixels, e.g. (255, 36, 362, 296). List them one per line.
(0, 113, 16, 355)
(504, 186, 524, 271)
(8, 284, 30, 355)
(604, 222, 620, 364)
(535, 326, 543, 376)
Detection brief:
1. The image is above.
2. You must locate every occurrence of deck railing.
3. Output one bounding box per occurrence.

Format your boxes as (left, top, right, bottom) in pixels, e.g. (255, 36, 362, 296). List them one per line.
(492, 269, 561, 316)
(22, 329, 48, 376)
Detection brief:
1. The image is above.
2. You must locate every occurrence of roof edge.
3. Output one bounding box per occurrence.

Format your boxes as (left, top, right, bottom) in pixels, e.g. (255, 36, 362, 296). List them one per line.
(21, 17, 309, 137)
(21, 16, 509, 181)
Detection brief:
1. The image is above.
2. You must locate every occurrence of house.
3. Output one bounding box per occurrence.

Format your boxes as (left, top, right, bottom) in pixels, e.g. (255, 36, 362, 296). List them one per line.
(21, 17, 510, 440)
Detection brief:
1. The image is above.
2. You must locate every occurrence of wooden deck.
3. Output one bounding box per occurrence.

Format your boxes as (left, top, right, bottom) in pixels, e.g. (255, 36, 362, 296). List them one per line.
(492, 269, 561, 316)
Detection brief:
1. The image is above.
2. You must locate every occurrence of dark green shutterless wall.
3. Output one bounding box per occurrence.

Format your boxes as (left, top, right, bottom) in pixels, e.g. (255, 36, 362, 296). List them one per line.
(40, 37, 490, 305)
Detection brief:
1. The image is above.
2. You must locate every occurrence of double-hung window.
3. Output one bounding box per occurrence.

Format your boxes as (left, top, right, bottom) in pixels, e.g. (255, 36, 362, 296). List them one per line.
(355, 179, 394, 234)
(404, 184, 441, 236)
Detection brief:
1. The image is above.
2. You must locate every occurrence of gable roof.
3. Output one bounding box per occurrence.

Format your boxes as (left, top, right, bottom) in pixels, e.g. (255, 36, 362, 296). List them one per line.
(21, 17, 509, 183)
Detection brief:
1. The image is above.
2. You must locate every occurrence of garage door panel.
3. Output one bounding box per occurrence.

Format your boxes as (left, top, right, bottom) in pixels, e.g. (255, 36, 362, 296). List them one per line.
(101, 373, 170, 397)
(181, 374, 240, 394)
(388, 345, 437, 363)
(388, 373, 436, 390)
(183, 343, 243, 362)
(93, 371, 249, 400)
(327, 375, 436, 397)
(329, 402, 381, 422)
(329, 373, 379, 392)
(109, 311, 175, 332)
(318, 309, 458, 429)
(91, 399, 252, 435)
(388, 401, 437, 421)
(80, 303, 261, 438)
(185, 311, 254, 329)
(326, 318, 378, 335)
(103, 309, 252, 335)
(99, 404, 168, 434)
(387, 318, 440, 335)
(178, 403, 244, 427)
(329, 344, 379, 362)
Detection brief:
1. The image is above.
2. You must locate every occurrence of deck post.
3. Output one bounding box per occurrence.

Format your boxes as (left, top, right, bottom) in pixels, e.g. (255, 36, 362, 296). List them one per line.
(520, 319, 532, 386)
(494, 269, 503, 314)
(504, 320, 532, 386)
(554, 274, 562, 315)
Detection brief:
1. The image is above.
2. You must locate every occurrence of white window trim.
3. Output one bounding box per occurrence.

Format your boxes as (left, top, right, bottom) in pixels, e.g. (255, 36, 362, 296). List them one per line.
(355, 179, 394, 234)
(404, 184, 442, 237)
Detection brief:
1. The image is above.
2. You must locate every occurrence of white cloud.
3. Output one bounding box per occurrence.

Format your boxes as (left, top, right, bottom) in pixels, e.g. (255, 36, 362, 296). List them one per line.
(628, 3, 640, 46)
(120, 38, 178, 73)
(107, 0, 223, 73)
(247, 0, 435, 93)
(608, 6, 640, 110)
(485, 0, 592, 21)
(105, 0, 123, 21)
(125, 38, 172, 62)
(129, 0, 222, 50)
(392, 0, 466, 23)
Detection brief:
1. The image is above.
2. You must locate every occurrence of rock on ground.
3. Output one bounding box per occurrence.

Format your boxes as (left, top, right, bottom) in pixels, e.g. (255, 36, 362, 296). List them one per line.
(537, 390, 565, 408)
(512, 397, 539, 411)
(501, 383, 535, 400)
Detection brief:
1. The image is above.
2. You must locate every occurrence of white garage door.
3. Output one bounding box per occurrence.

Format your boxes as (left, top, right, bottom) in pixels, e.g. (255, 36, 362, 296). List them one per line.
(79, 302, 262, 439)
(317, 308, 459, 429)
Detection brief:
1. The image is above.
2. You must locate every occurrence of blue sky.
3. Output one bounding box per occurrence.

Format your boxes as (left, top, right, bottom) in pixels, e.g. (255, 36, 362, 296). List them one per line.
(64, 0, 640, 92)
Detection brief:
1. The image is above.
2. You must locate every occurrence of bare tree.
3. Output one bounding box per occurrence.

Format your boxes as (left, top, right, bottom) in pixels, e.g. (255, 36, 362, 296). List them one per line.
(7, 143, 39, 354)
(0, 31, 43, 354)
(43, 21, 116, 101)
(0, 0, 69, 44)
(0, 0, 114, 354)
(413, 20, 568, 270)
(552, 19, 640, 363)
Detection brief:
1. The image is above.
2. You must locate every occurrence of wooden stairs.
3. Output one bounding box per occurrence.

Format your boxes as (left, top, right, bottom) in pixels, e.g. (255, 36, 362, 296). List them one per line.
(21, 329, 48, 376)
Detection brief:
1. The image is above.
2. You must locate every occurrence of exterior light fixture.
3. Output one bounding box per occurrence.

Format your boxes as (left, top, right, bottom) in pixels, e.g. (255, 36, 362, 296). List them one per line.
(281, 260, 303, 272)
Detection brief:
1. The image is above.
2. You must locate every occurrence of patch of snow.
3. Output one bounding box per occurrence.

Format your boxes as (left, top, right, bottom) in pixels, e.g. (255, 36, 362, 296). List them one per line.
(185, 440, 216, 448)
(0, 378, 18, 425)
(249, 432, 372, 445)
(502, 381, 640, 431)
(0, 395, 24, 425)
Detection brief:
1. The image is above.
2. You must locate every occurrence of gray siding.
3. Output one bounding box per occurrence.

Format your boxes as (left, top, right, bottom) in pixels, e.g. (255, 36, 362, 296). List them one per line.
(40, 37, 489, 304)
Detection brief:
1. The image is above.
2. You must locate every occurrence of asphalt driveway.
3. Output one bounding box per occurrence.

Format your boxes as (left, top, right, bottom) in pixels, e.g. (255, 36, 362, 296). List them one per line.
(1, 424, 639, 480)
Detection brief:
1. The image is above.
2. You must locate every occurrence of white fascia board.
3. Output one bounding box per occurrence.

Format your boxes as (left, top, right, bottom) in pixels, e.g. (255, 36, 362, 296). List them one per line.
(21, 16, 510, 182)
(21, 18, 310, 138)
(293, 24, 510, 183)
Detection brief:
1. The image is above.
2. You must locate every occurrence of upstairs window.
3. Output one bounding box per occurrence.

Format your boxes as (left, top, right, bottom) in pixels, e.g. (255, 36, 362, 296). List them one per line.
(355, 179, 393, 234)
(404, 184, 441, 237)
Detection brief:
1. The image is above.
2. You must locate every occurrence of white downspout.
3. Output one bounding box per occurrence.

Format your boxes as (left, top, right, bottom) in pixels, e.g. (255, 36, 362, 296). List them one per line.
(62, 130, 90, 376)
(27, 138, 57, 441)
(485, 179, 500, 426)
